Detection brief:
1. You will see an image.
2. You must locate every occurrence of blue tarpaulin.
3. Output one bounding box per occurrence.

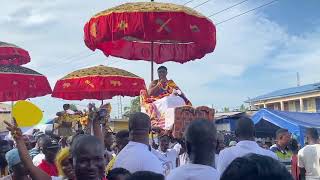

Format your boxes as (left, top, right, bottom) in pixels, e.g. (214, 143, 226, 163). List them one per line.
(252, 109, 320, 145)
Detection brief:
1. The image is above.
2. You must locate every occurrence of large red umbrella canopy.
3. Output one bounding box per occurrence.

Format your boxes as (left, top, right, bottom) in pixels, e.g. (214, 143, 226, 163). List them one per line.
(84, 2, 216, 64)
(52, 65, 146, 100)
(0, 65, 52, 102)
(0, 41, 31, 65)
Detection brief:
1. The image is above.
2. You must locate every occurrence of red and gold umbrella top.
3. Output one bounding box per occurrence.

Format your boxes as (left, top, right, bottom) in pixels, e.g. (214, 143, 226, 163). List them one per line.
(52, 65, 146, 100)
(0, 65, 52, 102)
(84, 2, 216, 64)
(0, 41, 31, 66)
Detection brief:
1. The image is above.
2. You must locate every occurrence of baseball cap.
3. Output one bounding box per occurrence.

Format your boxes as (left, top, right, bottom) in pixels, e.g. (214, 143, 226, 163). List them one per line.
(33, 131, 45, 141)
(43, 137, 59, 149)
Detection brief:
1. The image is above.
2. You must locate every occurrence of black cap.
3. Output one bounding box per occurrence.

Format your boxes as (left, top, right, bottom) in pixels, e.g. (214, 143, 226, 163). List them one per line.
(43, 137, 59, 149)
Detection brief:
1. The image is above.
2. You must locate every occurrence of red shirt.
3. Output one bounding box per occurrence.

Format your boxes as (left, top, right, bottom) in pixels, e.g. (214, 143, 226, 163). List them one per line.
(37, 160, 58, 176)
(291, 154, 300, 180)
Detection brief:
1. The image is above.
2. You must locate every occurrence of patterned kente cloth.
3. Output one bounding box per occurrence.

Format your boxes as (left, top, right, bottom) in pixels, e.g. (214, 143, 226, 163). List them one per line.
(141, 80, 191, 128)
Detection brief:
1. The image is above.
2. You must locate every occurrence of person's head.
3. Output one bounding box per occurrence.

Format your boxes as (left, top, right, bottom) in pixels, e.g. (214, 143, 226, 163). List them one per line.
(262, 144, 270, 149)
(5, 149, 29, 176)
(0, 140, 11, 153)
(216, 133, 226, 153)
(36, 134, 47, 150)
(288, 139, 299, 154)
(107, 168, 131, 180)
(128, 112, 151, 144)
(63, 104, 70, 111)
(55, 147, 75, 179)
(104, 132, 115, 150)
(115, 130, 129, 153)
(159, 135, 170, 152)
(0, 140, 11, 169)
(126, 171, 165, 180)
(0, 139, 11, 158)
(71, 135, 105, 180)
(22, 135, 33, 150)
(235, 117, 255, 141)
(276, 129, 291, 147)
(220, 154, 293, 180)
(41, 136, 60, 163)
(157, 66, 167, 80)
(185, 119, 217, 165)
(306, 128, 319, 144)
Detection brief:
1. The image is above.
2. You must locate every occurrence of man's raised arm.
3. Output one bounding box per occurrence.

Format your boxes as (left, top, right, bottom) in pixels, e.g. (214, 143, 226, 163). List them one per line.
(148, 80, 160, 96)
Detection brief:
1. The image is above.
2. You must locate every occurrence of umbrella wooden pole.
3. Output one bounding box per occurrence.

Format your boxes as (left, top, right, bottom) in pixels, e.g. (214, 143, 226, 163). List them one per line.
(11, 101, 13, 123)
(151, 42, 154, 81)
(151, 0, 154, 81)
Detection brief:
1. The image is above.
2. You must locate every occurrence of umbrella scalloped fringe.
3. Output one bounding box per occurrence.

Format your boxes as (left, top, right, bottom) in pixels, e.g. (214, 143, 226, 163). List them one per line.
(0, 42, 31, 66)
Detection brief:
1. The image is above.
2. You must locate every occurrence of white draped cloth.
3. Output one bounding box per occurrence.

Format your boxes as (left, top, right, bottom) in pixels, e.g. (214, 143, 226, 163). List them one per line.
(143, 94, 186, 130)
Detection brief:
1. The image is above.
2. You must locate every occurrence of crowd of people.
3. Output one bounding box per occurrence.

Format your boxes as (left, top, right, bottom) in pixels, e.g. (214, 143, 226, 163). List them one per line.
(0, 110, 320, 180)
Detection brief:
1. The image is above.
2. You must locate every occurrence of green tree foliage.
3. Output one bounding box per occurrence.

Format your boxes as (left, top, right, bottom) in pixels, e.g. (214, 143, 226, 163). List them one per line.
(223, 107, 230, 112)
(123, 97, 141, 117)
(240, 104, 247, 112)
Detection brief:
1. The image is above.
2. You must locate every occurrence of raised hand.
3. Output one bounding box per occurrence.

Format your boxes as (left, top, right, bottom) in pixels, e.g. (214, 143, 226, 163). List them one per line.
(4, 119, 23, 140)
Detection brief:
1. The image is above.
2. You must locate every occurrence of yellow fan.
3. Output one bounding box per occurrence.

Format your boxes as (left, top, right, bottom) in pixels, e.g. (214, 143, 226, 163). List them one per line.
(12, 101, 43, 127)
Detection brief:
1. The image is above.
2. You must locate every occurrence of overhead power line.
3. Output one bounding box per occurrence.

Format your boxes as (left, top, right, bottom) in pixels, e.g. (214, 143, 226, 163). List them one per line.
(183, 0, 194, 5)
(192, 0, 212, 9)
(208, 0, 250, 18)
(216, 0, 279, 26)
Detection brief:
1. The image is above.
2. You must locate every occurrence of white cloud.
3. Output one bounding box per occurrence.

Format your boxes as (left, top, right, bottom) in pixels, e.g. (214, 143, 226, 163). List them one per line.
(267, 28, 320, 84)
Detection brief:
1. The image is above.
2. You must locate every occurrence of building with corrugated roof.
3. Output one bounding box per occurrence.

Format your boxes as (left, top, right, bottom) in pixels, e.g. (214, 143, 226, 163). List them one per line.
(246, 82, 320, 112)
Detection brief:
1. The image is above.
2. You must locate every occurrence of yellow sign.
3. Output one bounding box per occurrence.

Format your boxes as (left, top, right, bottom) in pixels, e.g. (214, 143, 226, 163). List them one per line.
(12, 101, 43, 127)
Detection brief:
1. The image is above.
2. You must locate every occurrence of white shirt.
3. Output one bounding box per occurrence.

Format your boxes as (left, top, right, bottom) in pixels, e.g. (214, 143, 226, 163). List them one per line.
(217, 140, 278, 174)
(113, 141, 163, 174)
(167, 163, 220, 180)
(179, 153, 189, 166)
(214, 154, 219, 168)
(0, 175, 12, 180)
(33, 153, 45, 166)
(298, 144, 320, 180)
(51, 177, 63, 180)
(152, 148, 179, 176)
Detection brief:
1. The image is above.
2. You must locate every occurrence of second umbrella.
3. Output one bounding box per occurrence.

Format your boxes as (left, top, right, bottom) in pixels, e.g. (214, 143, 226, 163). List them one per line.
(51, 65, 146, 100)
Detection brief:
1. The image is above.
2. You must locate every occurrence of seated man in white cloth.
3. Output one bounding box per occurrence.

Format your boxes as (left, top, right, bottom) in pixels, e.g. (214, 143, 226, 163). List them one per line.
(141, 66, 191, 129)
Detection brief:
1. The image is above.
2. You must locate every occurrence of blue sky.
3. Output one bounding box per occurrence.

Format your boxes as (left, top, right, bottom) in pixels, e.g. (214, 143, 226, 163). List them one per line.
(1, 0, 319, 119)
